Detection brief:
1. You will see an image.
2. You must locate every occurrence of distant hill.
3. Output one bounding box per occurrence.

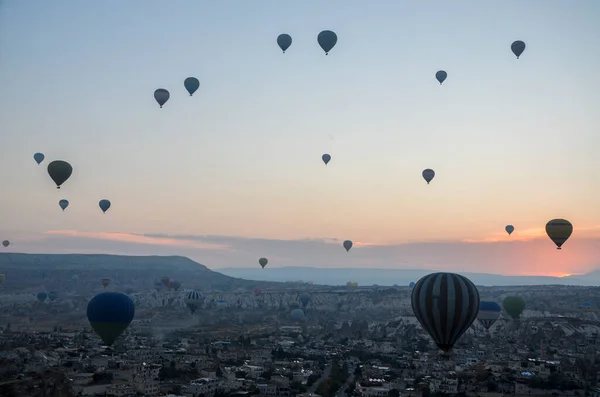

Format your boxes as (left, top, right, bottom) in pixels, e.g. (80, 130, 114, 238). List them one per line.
(0, 253, 278, 292)
(217, 266, 600, 287)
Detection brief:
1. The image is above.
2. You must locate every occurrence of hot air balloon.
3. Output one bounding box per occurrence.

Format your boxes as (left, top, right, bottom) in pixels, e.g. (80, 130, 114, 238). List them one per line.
(154, 89, 170, 108)
(47, 160, 73, 189)
(277, 34, 292, 53)
(259, 258, 268, 269)
(2, 240, 9, 248)
(409, 281, 415, 288)
(343, 240, 353, 252)
(87, 292, 135, 346)
(184, 77, 200, 96)
(161, 276, 170, 286)
(59, 199, 69, 211)
(99, 199, 111, 214)
(48, 291, 58, 302)
(299, 292, 311, 308)
(477, 301, 501, 331)
(37, 292, 48, 302)
(185, 290, 203, 314)
(411, 272, 480, 353)
(317, 30, 337, 55)
(322, 154, 331, 165)
(170, 280, 181, 291)
(505, 225, 514, 235)
(291, 308, 305, 323)
(502, 296, 525, 319)
(33, 152, 45, 165)
(435, 70, 447, 85)
(546, 219, 573, 250)
(511, 40, 526, 59)
(422, 169, 435, 184)
(101, 278, 111, 289)
(0, 274, 5, 283)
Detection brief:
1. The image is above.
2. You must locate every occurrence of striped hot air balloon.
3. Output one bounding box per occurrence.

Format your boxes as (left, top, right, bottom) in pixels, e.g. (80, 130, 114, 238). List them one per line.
(545, 219, 573, 250)
(411, 272, 480, 353)
(185, 290, 203, 314)
(477, 301, 501, 331)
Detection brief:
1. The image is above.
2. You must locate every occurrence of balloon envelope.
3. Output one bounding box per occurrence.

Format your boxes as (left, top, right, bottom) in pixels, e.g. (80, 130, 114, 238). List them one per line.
(322, 154, 331, 165)
(47, 160, 73, 189)
(259, 257, 268, 268)
(33, 152, 45, 165)
(299, 293, 311, 307)
(59, 199, 69, 211)
(185, 290, 203, 314)
(435, 71, 447, 84)
(343, 240, 353, 252)
(411, 272, 480, 352)
(277, 34, 292, 53)
(99, 199, 111, 213)
(184, 77, 200, 96)
(154, 89, 170, 108)
(2, 240, 9, 248)
(511, 40, 526, 58)
(87, 292, 135, 346)
(502, 296, 525, 319)
(505, 225, 514, 235)
(317, 30, 337, 54)
(291, 308, 305, 322)
(37, 292, 47, 302)
(422, 169, 435, 184)
(409, 281, 415, 288)
(545, 219, 573, 250)
(477, 301, 501, 330)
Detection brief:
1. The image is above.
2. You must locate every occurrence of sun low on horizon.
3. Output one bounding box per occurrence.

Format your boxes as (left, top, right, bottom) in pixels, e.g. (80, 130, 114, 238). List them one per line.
(1, 1, 599, 278)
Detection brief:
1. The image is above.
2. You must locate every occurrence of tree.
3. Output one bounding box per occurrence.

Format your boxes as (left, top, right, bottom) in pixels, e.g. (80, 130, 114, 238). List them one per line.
(354, 365, 362, 378)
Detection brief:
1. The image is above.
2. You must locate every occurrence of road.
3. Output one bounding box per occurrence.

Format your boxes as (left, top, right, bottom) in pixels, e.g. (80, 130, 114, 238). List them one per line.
(336, 375, 354, 397)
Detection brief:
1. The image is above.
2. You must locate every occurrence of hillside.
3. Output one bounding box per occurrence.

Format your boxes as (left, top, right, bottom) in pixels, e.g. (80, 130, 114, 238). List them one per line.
(217, 266, 600, 286)
(0, 253, 277, 292)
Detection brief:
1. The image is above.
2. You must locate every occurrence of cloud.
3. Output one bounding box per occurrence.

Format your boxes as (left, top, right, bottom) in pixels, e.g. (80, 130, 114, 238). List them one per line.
(3, 229, 600, 277)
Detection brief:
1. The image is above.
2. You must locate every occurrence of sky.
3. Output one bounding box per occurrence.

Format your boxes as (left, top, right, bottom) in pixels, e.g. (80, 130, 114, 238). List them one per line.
(1, 1, 600, 277)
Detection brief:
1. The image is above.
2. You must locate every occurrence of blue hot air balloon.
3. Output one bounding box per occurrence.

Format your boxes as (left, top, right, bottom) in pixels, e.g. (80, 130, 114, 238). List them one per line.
(511, 40, 526, 59)
(154, 89, 170, 108)
(317, 30, 337, 55)
(477, 301, 502, 331)
(59, 199, 69, 211)
(184, 77, 200, 96)
(33, 152, 45, 165)
(435, 71, 447, 85)
(422, 169, 435, 184)
(505, 225, 515, 235)
(99, 199, 111, 214)
(277, 34, 292, 53)
(409, 281, 415, 288)
(37, 292, 48, 302)
(322, 154, 331, 165)
(87, 292, 135, 346)
(185, 290, 203, 314)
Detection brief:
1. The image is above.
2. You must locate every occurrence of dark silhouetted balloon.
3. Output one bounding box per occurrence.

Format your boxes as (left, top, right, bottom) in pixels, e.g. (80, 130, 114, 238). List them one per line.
(478, 301, 501, 331)
(154, 89, 170, 108)
(37, 292, 47, 302)
(277, 34, 292, 53)
(409, 281, 415, 288)
(2, 240, 9, 248)
(291, 308, 305, 322)
(435, 71, 447, 85)
(343, 240, 353, 252)
(411, 272, 480, 352)
(422, 169, 435, 184)
(259, 257, 268, 268)
(33, 152, 45, 165)
(322, 154, 331, 165)
(99, 199, 111, 214)
(502, 296, 525, 319)
(505, 225, 514, 235)
(59, 199, 69, 211)
(545, 219, 573, 250)
(184, 77, 200, 96)
(170, 280, 181, 291)
(299, 292, 311, 308)
(511, 40, 526, 59)
(47, 160, 73, 189)
(318, 30, 337, 55)
(87, 292, 135, 346)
